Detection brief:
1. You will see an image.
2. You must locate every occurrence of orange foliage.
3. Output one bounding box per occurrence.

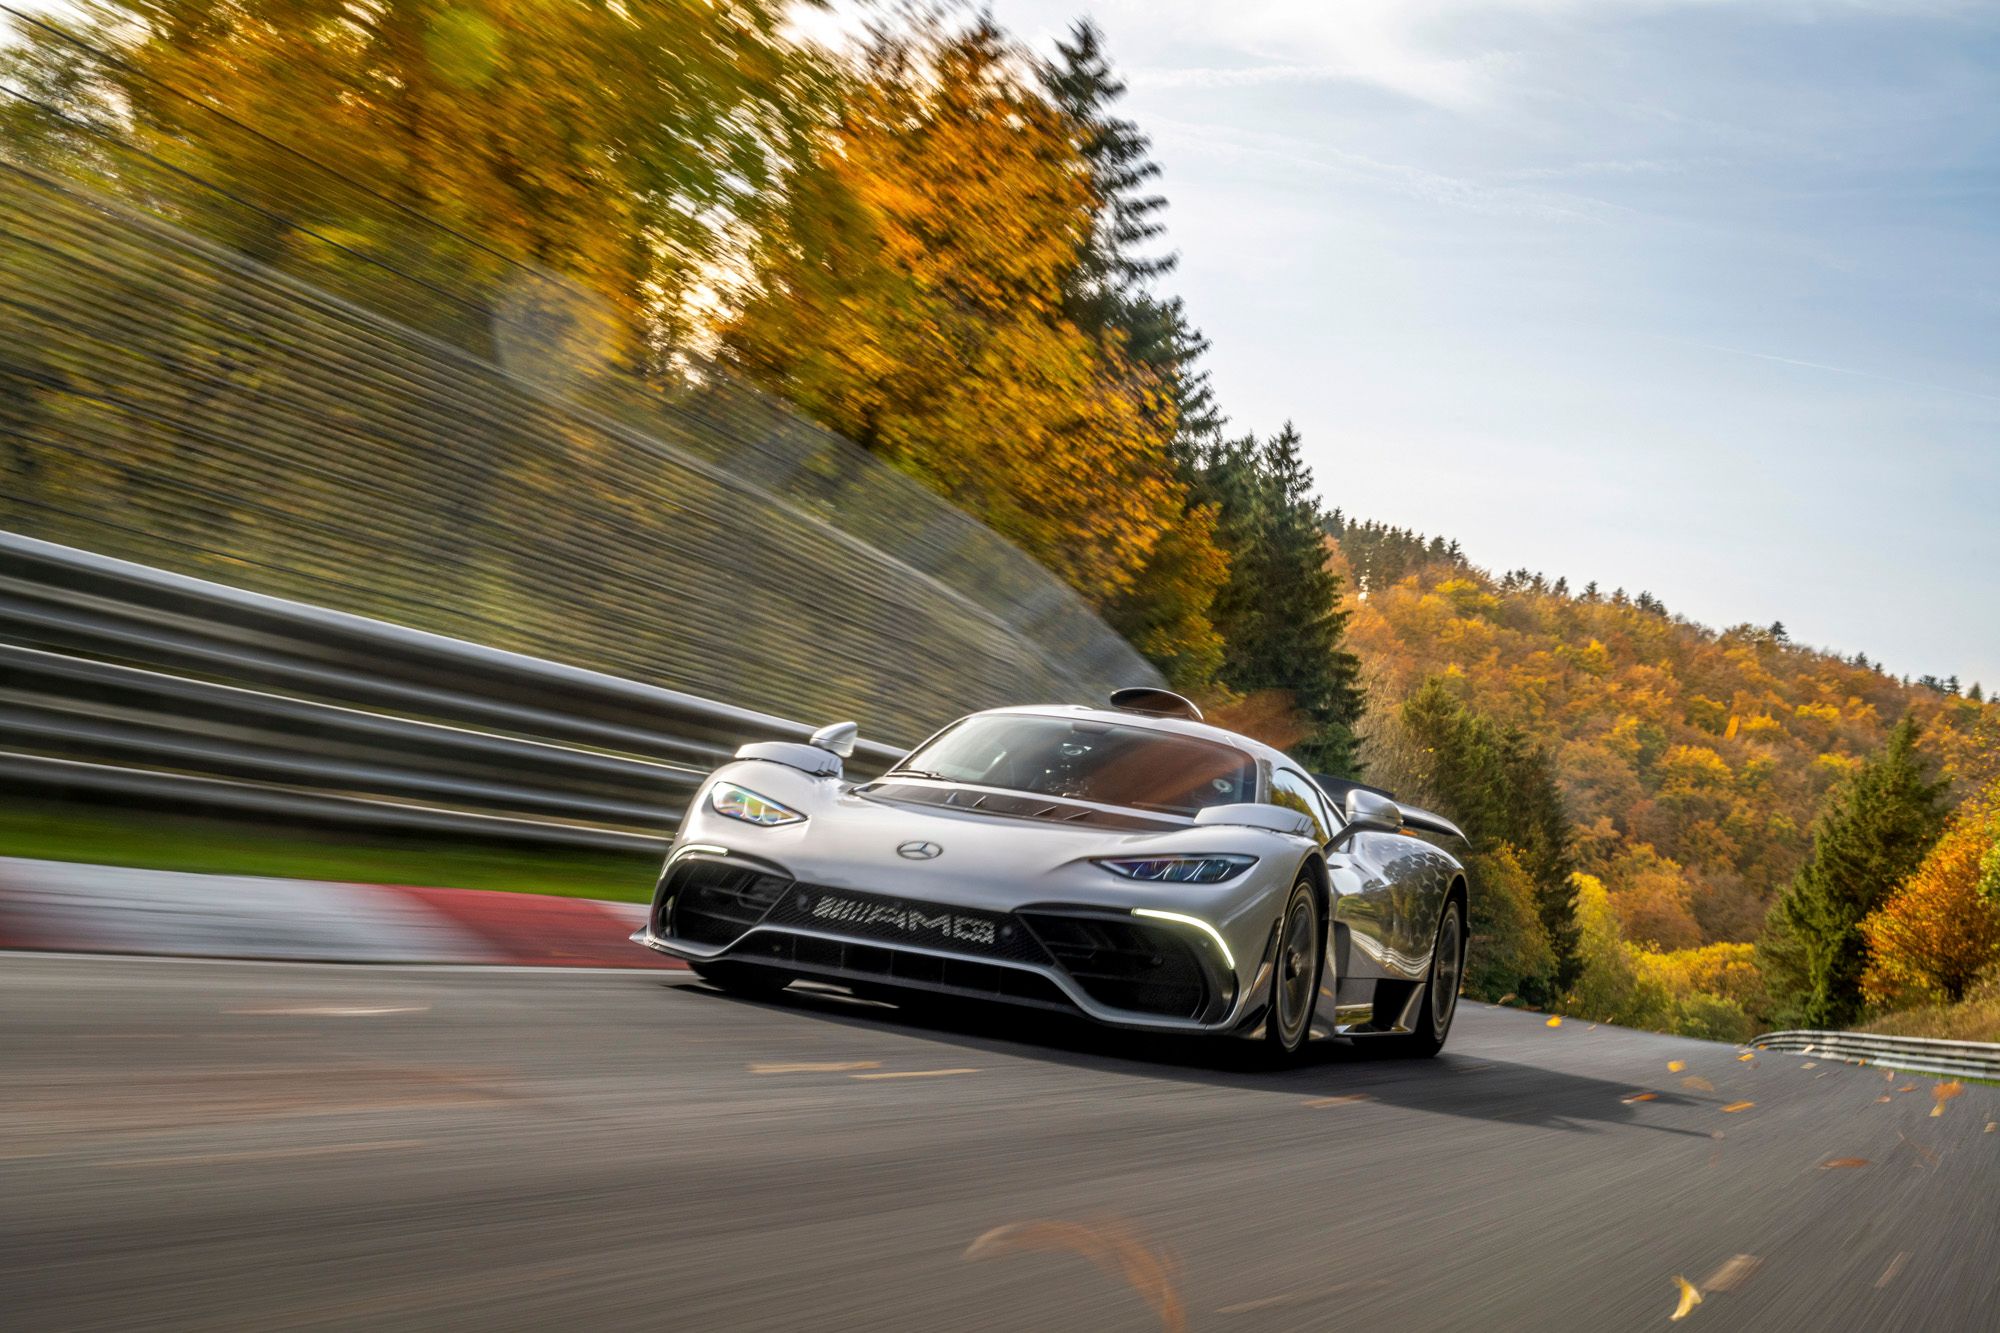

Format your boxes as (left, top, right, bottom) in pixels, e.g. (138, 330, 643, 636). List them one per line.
(1340, 549, 1999, 945)
(1861, 789, 2000, 1007)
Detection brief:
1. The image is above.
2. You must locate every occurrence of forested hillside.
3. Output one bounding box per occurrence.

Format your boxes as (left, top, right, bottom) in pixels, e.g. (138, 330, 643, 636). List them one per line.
(1331, 515, 2000, 1037)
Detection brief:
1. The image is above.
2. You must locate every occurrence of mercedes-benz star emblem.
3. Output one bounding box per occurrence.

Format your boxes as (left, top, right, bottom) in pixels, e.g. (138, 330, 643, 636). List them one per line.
(897, 840, 943, 860)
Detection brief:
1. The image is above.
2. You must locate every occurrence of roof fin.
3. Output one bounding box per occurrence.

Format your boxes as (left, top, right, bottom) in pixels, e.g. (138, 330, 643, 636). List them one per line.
(1108, 686, 1204, 721)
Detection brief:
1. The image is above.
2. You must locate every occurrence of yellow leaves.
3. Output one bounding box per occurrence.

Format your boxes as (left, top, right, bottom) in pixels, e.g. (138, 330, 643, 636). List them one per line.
(748, 1061, 881, 1074)
(1669, 1275, 1703, 1321)
(1819, 1157, 1870, 1170)
(1737, 1052, 1756, 1062)
(1622, 1091, 1658, 1104)
(964, 1219, 1184, 1333)
(1545, 1015, 1563, 1028)
(1860, 819, 2000, 1010)
(1931, 1082, 1964, 1117)
(1305, 1094, 1371, 1107)
(1682, 1076, 1716, 1093)
(1667, 1060, 1686, 1073)
(1720, 1101, 1755, 1114)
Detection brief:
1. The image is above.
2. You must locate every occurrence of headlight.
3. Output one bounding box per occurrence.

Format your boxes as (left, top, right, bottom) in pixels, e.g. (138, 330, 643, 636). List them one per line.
(709, 782, 806, 827)
(1095, 854, 1256, 883)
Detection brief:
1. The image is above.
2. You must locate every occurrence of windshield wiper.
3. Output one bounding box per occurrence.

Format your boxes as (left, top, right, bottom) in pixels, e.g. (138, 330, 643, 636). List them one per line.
(883, 768, 951, 781)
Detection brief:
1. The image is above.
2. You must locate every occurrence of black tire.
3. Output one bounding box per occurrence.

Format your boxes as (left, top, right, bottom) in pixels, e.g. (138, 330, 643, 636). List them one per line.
(1262, 877, 1323, 1063)
(690, 960, 793, 999)
(1378, 897, 1464, 1059)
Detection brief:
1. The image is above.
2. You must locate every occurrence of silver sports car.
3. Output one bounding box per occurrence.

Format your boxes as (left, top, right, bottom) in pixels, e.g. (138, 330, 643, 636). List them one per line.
(633, 688, 1470, 1059)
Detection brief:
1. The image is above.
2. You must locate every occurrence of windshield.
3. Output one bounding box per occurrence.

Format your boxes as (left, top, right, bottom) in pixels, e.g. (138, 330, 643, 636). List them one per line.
(891, 714, 1258, 816)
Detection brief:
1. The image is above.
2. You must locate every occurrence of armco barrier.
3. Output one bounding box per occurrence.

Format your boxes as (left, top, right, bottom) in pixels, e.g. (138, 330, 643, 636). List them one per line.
(0, 530, 907, 851)
(1750, 1029, 2000, 1082)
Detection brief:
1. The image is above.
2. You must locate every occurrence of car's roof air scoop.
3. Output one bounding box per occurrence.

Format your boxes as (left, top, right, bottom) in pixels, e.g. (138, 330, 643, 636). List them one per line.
(1108, 686, 1203, 722)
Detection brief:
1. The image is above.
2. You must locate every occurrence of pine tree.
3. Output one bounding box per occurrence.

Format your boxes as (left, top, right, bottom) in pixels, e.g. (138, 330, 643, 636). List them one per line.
(1200, 424, 1364, 771)
(1395, 678, 1577, 999)
(1041, 20, 1218, 452)
(1502, 734, 1582, 985)
(1760, 716, 1950, 1027)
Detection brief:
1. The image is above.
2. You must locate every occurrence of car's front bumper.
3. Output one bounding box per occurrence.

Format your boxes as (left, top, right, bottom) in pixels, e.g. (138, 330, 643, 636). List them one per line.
(635, 846, 1276, 1035)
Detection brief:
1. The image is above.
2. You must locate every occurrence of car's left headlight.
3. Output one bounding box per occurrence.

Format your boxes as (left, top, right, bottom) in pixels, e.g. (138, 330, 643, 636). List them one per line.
(1095, 854, 1256, 883)
(709, 781, 806, 827)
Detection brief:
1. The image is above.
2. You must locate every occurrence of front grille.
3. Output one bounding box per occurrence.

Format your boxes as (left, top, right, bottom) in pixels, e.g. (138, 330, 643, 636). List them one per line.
(1018, 912, 1210, 1020)
(733, 932, 1073, 1010)
(666, 859, 790, 946)
(761, 885, 1049, 965)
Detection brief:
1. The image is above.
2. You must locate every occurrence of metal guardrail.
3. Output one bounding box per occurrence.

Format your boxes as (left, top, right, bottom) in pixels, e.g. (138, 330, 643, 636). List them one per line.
(1750, 1029, 2000, 1082)
(0, 531, 909, 852)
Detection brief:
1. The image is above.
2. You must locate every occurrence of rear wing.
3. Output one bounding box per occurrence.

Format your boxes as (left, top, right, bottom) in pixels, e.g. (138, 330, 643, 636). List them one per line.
(1311, 774, 1469, 846)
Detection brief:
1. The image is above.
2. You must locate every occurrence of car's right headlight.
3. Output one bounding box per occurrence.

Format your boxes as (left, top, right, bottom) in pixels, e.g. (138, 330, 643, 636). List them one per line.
(709, 781, 806, 827)
(1094, 853, 1256, 883)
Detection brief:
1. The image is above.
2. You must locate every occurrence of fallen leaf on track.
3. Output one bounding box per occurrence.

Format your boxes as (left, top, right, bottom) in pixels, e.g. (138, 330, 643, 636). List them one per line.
(1820, 1157, 1870, 1169)
(1801, 1062, 1817, 1069)
(1738, 1053, 1756, 1062)
(1670, 1275, 1702, 1321)
(1496, 993, 1516, 1006)
(1702, 1254, 1762, 1292)
(749, 1061, 881, 1074)
(1306, 1094, 1371, 1107)
(1876, 1252, 1910, 1289)
(1721, 1101, 1755, 1113)
(965, 1219, 1184, 1333)
(1682, 1076, 1715, 1092)
(1935, 1081, 1964, 1104)
(1546, 1016, 1563, 1028)
(1622, 1092, 1657, 1104)
(1985, 1122, 1995, 1134)
(1668, 1061, 1686, 1073)
(1876, 1096, 1893, 1104)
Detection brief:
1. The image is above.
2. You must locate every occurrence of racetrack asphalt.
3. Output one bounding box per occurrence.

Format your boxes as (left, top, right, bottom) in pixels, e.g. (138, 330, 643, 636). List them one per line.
(3, 953, 1996, 1331)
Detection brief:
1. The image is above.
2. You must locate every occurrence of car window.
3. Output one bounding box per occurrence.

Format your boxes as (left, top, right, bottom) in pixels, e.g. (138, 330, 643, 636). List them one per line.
(891, 714, 1258, 816)
(1269, 767, 1333, 842)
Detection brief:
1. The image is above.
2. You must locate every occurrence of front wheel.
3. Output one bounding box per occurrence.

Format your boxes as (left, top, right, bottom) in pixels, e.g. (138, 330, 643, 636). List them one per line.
(1262, 878, 1323, 1062)
(690, 960, 793, 999)
(1379, 898, 1463, 1059)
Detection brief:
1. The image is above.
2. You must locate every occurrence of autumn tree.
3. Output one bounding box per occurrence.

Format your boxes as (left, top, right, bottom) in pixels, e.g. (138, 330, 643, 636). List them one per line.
(1761, 717, 1950, 1027)
(723, 18, 1216, 637)
(1860, 819, 2000, 1008)
(3, 0, 824, 357)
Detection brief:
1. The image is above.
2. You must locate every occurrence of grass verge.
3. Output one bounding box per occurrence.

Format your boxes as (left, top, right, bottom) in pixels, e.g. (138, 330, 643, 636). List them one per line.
(0, 799, 659, 902)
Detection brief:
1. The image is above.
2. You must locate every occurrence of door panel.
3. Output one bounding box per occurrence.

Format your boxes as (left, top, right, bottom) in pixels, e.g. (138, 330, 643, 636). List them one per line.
(1332, 832, 1459, 981)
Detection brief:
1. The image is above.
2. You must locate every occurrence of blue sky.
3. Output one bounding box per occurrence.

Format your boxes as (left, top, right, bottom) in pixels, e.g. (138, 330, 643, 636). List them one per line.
(974, 0, 2000, 690)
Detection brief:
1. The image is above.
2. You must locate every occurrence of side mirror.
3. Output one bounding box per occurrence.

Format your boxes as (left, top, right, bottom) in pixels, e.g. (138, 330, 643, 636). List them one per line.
(809, 721, 858, 758)
(1343, 788, 1402, 836)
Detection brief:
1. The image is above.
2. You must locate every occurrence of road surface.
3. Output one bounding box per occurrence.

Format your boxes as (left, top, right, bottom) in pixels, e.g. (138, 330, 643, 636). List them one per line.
(3, 954, 1995, 1330)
